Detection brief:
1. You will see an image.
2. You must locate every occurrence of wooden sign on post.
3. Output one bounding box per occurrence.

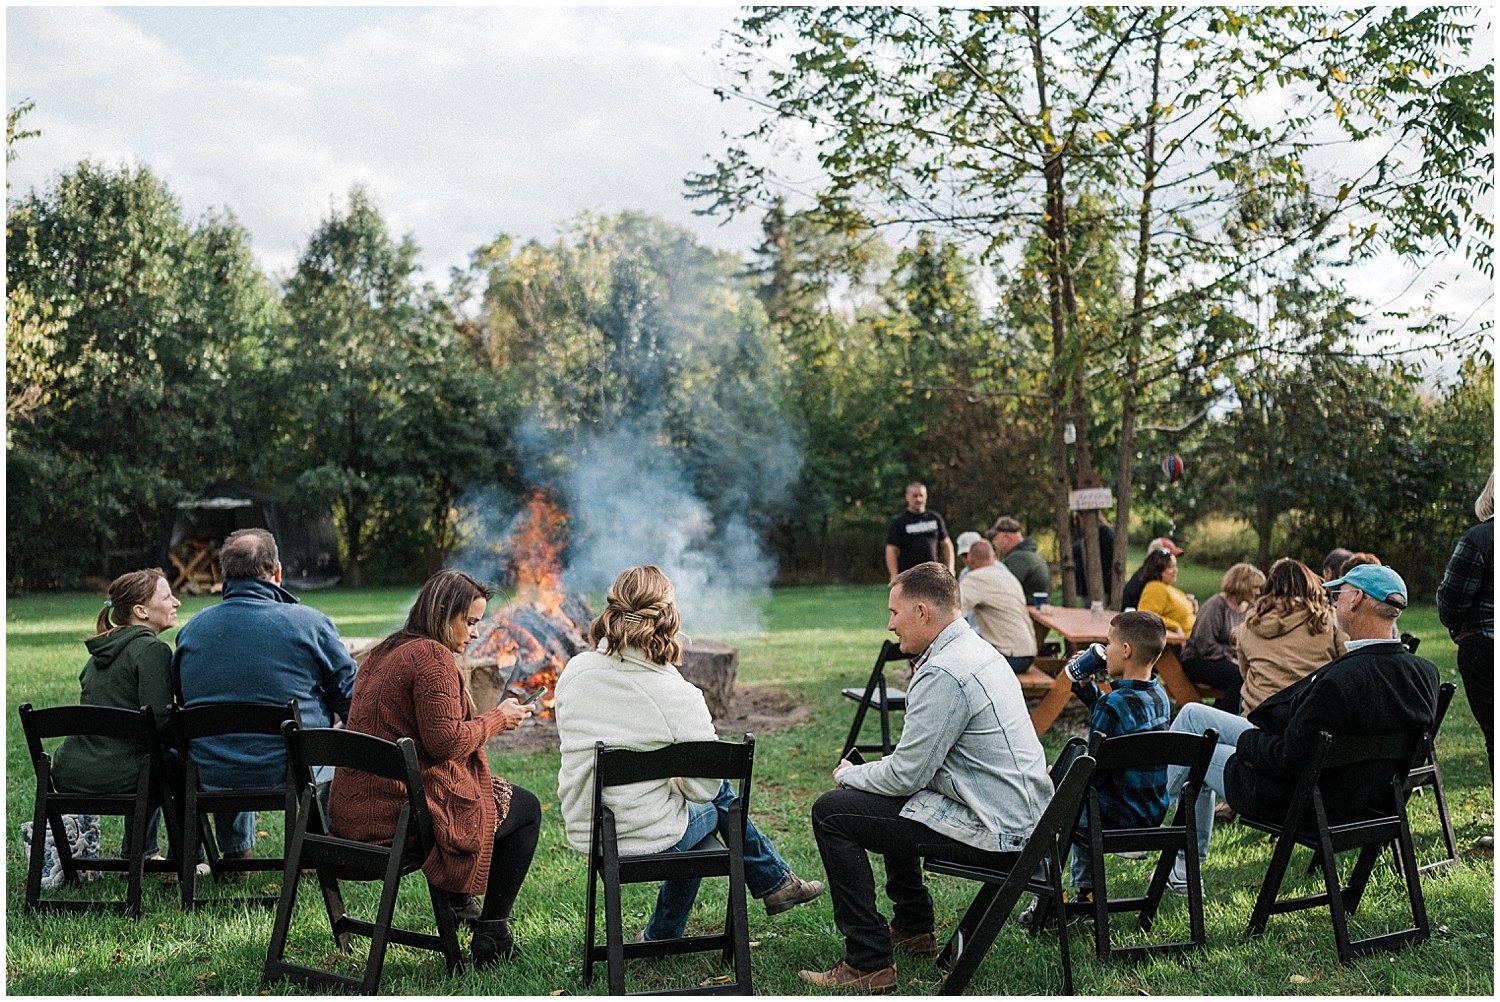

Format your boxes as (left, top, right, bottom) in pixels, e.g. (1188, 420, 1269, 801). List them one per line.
(1068, 488, 1114, 511)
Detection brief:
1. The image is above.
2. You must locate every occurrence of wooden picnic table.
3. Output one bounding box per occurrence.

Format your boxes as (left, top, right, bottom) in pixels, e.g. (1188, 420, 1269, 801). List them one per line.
(1026, 605, 1202, 736)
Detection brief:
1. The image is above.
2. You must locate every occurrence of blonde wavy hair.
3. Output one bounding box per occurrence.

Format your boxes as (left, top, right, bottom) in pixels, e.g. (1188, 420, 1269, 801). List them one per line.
(1220, 562, 1266, 604)
(589, 565, 684, 666)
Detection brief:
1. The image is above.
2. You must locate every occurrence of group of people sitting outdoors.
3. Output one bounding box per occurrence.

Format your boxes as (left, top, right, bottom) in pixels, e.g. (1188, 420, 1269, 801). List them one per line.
(38, 464, 1492, 992)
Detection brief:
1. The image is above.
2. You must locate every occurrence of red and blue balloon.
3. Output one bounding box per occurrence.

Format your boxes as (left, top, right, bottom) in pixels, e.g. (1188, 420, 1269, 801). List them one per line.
(1160, 454, 1184, 484)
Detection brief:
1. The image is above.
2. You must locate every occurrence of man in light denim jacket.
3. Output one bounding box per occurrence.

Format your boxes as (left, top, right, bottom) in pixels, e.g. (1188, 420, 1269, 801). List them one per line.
(799, 562, 1052, 994)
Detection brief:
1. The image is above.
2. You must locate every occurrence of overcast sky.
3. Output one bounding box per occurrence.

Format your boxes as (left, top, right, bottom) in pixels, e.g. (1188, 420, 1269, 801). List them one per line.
(6, 4, 1493, 366)
(6, 4, 764, 281)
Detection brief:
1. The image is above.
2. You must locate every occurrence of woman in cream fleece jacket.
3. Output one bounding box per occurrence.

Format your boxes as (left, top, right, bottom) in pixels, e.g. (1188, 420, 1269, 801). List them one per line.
(555, 565, 823, 941)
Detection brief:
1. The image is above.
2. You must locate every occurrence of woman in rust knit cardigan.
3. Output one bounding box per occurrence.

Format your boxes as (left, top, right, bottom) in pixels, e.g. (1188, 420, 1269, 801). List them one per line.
(329, 569, 538, 970)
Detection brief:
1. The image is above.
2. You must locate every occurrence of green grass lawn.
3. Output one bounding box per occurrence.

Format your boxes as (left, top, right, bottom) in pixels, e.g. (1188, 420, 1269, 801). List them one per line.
(6, 579, 1493, 994)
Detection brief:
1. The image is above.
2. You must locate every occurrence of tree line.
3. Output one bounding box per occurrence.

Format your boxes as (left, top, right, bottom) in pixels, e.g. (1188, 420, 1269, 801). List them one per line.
(6, 7, 1492, 601)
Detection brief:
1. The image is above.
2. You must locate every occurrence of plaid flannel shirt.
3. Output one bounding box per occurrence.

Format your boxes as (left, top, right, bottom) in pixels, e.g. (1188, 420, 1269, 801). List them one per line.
(1437, 520, 1494, 640)
(1074, 678, 1172, 829)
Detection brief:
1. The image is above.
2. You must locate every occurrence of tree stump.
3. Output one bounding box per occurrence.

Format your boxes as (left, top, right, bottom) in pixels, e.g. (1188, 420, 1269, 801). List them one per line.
(465, 658, 506, 712)
(680, 638, 738, 720)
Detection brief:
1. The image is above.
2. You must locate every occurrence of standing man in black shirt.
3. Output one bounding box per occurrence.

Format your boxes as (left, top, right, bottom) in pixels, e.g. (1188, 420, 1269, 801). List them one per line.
(884, 482, 953, 583)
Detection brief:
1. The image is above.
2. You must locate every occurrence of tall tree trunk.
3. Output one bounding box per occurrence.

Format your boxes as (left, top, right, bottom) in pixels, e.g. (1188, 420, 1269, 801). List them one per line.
(1115, 20, 1166, 607)
(344, 495, 365, 588)
(1030, 7, 1079, 607)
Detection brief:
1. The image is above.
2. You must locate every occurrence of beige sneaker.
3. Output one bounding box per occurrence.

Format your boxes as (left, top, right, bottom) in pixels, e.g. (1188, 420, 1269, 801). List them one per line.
(889, 922, 939, 959)
(762, 872, 825, 915)
(797, 960, 897, 994)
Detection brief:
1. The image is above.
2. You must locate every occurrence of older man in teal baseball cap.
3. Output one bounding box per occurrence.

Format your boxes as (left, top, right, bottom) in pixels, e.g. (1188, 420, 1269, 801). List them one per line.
(1158, 560, 1439, 894)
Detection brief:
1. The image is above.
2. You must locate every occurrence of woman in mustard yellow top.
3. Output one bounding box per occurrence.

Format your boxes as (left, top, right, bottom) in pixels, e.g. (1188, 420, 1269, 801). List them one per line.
(1136, 548, 1197, 636)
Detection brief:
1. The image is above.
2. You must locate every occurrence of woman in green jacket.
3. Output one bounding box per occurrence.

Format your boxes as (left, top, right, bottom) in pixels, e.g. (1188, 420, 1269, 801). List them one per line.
(51, 568, 181, 855)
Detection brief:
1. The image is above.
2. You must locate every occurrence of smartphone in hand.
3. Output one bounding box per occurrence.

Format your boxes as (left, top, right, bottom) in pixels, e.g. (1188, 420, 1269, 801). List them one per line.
(841, 747, 865, 766)
(519, 686, 548, 707)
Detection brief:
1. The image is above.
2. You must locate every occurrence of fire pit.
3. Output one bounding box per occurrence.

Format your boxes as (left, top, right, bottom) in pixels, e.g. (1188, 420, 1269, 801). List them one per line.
(343, 491, 762, 743)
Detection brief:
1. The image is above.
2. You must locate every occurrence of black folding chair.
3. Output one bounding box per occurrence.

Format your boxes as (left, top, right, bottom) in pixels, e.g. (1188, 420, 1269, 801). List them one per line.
(1061, 729, 1218, 962)
(19, 702, 180, 916)
(842, 640, 913, 758)
(584, 735, 756, 995)
(262, 723, 463, 995)
(170, 700, 301, 909)
(923, 751, 1097, 995)
(1241, 729, 1430, 963)
(1402, 682, 1459, 876)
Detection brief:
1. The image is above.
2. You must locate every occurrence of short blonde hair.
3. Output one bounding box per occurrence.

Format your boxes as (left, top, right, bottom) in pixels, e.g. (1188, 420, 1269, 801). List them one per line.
(589, 565, 684, 666)
(1221, 563, 1266, 603)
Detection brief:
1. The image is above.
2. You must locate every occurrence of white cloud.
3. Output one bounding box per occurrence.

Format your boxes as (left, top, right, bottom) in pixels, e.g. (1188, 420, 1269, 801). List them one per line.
(7, 5, 762, 281)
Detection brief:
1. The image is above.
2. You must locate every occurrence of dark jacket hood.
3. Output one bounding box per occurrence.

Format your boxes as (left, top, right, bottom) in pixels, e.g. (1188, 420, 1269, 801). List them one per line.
(83, 625, 155, 669)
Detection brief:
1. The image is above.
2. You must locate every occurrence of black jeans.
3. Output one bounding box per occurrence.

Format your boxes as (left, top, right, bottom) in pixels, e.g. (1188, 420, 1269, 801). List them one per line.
(1180, 656, 1243, 716)
(480, 786, 541, 921)
(1457, 635, 1493, 775)
(811, 789, 1020, 971)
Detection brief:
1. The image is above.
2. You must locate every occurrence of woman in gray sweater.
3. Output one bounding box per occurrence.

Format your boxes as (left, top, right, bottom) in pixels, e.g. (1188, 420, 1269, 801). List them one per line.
(1179, 562, 1265, 716)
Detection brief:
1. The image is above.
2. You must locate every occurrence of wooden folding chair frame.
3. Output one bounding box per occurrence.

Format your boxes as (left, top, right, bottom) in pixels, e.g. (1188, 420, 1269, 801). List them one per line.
(1403, 682, 1460, 877)
(842, 640, 913, 758)
(1064, 729, 1218, 962)
(924, 751, 1098, 995)
(19, 702, 180, 917)
(262, 723, 463, 995)
(584, 735, 756, 996)
(1241, 728, 1430, 964)
(170, 699, 302, 909)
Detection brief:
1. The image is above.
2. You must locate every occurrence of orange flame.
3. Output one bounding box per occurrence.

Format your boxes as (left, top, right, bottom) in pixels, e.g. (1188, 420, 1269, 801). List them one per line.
(472, 490, 576, 719)
(503, 492, 567, 611)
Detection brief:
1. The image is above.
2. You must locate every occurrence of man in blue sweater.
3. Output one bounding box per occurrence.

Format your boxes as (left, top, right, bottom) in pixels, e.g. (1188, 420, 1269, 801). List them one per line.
(172, 528, 357, 861)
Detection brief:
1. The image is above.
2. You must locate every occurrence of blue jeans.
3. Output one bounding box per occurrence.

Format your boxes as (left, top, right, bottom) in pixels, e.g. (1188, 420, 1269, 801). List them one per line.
(1165, 702, 1255, 861)
(643, 781, 792, 941)
(211, 781, 329, 856)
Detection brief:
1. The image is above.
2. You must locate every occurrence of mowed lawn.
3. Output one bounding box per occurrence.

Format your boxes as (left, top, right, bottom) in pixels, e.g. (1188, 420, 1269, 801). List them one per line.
(5, 576, 1494, 995)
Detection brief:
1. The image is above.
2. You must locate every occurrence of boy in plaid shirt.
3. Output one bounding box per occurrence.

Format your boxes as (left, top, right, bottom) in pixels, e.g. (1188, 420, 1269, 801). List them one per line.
(1067, 611, 1172, 897)
(1020, 611, 1172, 926)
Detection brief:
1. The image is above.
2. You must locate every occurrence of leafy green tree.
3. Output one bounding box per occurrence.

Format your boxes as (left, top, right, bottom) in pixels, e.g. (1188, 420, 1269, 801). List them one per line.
(6, 162, 279, 588)
(692, 5, 1492, 600)
(744, 206, 909, 577)
(278, 187, 493, 584)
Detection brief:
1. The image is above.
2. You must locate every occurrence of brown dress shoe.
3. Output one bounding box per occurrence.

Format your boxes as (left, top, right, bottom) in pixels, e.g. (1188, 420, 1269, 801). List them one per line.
(762, 872, 825, 915)
(889, 922, 939, 959)
(797, 960, 898, 994)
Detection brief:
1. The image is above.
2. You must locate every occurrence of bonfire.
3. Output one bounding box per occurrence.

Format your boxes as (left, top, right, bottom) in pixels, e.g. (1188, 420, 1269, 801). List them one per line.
(465, 492, 592, 719)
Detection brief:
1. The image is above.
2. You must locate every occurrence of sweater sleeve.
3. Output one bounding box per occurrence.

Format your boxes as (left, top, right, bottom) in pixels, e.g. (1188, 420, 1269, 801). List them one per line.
(410, 644, 490, 763)
(667, 678, 724, 803)
(1139, 582, 1194, 636)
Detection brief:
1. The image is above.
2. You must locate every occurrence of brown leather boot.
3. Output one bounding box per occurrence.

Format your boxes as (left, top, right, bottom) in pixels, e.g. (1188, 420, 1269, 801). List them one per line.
(762, 872, 825, 915)
(889, 922, 939, 959)
(797, 960, 897, 994)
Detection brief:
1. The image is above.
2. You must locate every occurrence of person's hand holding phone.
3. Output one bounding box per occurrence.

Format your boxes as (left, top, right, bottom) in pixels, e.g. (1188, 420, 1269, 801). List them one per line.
(488, 691, 536, 735)
(834, 746, 864, 784)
